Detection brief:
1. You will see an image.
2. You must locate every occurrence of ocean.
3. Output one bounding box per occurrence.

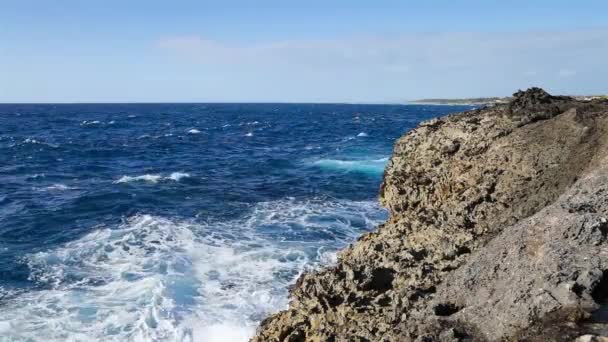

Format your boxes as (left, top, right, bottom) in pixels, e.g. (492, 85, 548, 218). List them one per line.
(0, 103, 470, 341)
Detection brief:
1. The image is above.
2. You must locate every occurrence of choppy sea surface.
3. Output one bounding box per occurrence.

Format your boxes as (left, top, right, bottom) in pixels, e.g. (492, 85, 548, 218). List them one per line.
(0, 103, 470, 341)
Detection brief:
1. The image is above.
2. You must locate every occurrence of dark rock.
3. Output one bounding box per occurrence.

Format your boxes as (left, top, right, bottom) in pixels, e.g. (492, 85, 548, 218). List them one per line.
(506, 87, 573, 125)
(433, 303, 461, 317)
(441, 140, 461, 155)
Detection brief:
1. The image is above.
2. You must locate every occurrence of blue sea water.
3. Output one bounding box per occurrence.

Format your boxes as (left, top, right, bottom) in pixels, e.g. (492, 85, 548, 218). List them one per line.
(0, 103, 470, 341)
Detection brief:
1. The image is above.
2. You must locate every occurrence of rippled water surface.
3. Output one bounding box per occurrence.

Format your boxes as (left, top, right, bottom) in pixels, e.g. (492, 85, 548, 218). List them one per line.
(0, 103, 470, 341)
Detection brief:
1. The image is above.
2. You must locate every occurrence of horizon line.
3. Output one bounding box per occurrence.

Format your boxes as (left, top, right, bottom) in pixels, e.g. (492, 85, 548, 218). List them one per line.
(0, 100, 424, 106)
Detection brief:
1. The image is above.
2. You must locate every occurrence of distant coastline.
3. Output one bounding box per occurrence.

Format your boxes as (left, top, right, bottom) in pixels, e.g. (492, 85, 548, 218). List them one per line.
(409, 94, 607, 106)
(408, 96, 510, 106)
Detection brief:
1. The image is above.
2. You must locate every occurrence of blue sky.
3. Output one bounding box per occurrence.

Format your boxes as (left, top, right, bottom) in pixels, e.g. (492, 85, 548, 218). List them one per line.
(1, 0, 607, 103)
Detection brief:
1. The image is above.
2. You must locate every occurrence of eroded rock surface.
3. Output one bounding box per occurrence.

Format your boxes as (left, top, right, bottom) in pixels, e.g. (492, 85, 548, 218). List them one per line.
(253, 89, 608, 341)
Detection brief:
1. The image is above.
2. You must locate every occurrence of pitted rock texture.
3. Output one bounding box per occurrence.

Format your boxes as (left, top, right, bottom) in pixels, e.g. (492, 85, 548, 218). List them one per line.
(253, 89, 608, 342)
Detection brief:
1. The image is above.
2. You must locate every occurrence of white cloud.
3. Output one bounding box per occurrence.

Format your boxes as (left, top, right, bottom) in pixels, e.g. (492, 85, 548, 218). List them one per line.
(156, 30, 608, 73)
(156, 35, 416, 71)
(150, 29, 608, 101)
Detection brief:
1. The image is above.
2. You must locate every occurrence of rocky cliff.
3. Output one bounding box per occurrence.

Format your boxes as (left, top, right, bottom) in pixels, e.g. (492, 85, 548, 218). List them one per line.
(253, 88, 608, 342)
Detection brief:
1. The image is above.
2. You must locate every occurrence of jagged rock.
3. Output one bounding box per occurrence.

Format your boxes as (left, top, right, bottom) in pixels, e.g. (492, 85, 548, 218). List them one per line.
(506, 87, 570, 120)
(253, 89, 608, 341)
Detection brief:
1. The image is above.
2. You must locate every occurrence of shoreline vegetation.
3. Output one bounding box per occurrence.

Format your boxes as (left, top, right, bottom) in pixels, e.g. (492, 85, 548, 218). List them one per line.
(254, 88, 608, 341)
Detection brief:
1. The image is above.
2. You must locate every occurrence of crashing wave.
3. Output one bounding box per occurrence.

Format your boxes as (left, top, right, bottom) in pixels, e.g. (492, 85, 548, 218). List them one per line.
(0, 198, 386, 341)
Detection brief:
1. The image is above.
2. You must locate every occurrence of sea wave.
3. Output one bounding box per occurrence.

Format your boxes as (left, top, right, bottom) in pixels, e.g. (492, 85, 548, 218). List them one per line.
(114, 172, 191, 184)
(13, 138, 60, 149)
(38, 184, 73, 191)
(312, 157, 389, 175)
(0, 198, 385, 341)
(167, 172, 190, 181)
(81, 120, 102, 126)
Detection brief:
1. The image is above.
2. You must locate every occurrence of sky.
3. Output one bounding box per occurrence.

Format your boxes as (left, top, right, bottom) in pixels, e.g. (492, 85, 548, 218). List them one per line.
(1, 0, 607, 103)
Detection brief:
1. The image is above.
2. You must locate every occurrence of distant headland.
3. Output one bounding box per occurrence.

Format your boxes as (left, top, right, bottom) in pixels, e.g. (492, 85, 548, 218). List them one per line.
(410, 94, 607, 106)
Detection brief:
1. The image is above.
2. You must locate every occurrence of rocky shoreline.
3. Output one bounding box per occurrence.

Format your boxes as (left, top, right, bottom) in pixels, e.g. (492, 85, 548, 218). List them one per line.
(409, 94, 607, 106)
(253, 88, 608, 341)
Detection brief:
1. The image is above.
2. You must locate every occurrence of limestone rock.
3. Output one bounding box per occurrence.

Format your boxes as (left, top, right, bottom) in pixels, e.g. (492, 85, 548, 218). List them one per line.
(253, 89, 608, 341)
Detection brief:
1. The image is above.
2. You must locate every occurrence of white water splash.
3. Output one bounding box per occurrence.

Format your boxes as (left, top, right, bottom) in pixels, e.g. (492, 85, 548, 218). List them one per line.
(0, 198, 386, 341)
(114, 173, 191, 184)
(41, 184, 73, 191)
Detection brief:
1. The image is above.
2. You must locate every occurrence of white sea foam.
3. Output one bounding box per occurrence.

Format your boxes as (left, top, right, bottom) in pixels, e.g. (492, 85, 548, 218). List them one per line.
(244, 132, 253, 137)
(114, 173, 191, 184)
(187, 129, 201, 134)
(192, 323, 253, 342)
(318, 250, 339, 266)
(81, 120, 101, 126)
(114, 174, 164, 184)
(304, 145, 321, 150)
(20, 138, 59, 148)
(41, 184, 72, 191)
(239, 121, 261, 127)
(357, 132, 369, 137)
(168, 172, 190, 181)
(0, 199, 385, 341)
